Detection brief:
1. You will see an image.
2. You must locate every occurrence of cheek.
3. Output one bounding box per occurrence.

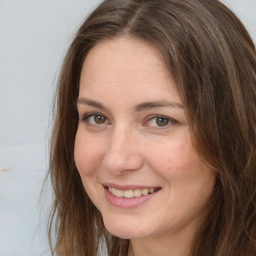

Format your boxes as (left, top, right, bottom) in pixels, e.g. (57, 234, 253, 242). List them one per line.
(145, 136, 196, 176)
(146, 137, 215, 219)
(145, 134, 214, 189)
(74, 129, 104, 176)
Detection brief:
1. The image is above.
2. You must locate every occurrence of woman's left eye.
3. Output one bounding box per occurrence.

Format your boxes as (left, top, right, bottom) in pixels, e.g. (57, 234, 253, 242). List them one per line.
(145, 116, 177, 128)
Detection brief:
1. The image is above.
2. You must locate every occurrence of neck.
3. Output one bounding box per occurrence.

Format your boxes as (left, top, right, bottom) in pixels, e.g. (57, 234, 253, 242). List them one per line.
(127, 225, 198, 256)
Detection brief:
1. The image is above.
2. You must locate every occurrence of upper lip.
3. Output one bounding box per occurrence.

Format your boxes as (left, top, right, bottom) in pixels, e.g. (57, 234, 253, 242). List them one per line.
(102, 182, 161, 190)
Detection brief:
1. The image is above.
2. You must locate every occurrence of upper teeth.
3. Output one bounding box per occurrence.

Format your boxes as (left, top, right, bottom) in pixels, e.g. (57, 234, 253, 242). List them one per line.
(108, 187, 155, 198)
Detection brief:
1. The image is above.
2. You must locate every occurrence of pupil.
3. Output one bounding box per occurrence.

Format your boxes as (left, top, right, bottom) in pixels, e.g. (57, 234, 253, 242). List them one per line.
(156, 117, 168, 126)
(95, 115, 105, 124)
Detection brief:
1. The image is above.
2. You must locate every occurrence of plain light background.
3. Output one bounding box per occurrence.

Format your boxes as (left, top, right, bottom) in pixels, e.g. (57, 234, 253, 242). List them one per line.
(0, 1, 255, 255)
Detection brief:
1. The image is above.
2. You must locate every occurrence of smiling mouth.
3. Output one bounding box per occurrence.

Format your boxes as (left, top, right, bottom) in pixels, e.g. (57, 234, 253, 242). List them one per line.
(107, 187, 160, 199)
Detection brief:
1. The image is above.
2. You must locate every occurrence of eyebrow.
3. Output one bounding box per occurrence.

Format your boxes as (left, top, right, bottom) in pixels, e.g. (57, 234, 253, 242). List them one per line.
(77, 97, 184, 112)
(77, 97, 106, 110)
(133, 100, 184, 112)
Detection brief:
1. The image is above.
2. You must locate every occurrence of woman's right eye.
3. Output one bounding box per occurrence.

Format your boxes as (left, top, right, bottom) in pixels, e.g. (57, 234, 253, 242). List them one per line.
(80, 113, 110, 127)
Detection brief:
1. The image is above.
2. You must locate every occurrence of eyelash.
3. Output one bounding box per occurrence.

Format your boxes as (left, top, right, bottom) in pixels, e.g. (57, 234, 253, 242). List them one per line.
(144, 115, 178, 129)
(79, 112, 178, 129)
(79, 112, 110, 127)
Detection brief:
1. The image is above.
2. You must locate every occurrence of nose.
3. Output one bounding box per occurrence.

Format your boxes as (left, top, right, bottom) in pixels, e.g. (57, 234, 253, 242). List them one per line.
(102, 126, 144, 175)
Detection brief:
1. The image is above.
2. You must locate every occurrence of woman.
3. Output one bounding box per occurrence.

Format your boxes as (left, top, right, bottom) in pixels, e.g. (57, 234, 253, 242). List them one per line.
(47, 0, 256, 255)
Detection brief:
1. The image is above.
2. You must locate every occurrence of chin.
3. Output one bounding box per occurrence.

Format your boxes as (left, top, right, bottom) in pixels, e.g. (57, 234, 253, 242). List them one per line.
(103, 215, 148, 239)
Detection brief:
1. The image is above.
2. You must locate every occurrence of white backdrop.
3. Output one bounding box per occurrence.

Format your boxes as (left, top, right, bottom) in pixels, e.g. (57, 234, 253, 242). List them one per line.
(0, 1, 255, 255)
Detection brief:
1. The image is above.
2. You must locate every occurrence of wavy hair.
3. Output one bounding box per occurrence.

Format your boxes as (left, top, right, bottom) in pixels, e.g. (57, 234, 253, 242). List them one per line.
(47, 0, 256, 255)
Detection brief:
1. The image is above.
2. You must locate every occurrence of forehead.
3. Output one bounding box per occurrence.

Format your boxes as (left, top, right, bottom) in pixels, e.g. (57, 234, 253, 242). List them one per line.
(79, 37, 180, 104)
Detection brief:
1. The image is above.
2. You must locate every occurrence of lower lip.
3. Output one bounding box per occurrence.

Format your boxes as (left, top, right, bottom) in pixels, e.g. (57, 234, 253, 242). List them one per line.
(104, 187, 158, 209)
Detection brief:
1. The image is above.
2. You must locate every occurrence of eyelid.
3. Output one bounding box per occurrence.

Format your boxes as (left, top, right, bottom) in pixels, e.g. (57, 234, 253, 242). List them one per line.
(79, 112, 110, 126)
(143, 115, 178, 128)
(79, 112, 178, 130)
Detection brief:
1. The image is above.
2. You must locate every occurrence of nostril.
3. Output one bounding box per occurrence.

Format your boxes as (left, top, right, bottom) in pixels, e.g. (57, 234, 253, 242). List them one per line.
(103, 152, 144, 174)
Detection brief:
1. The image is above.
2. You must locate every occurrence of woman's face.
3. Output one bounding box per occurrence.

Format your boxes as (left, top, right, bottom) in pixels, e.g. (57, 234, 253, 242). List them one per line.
(75, 37, 216, 242)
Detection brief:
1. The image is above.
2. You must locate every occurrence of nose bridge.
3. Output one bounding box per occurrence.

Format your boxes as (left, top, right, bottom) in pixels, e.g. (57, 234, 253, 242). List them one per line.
(102, 124, 143, 174)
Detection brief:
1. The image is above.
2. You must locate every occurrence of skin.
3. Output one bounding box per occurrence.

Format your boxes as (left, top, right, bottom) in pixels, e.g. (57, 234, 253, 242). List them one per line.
(74, 37, 216, 256)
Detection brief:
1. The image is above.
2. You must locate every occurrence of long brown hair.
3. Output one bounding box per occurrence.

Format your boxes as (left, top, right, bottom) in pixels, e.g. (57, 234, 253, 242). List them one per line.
(47, 0, 256, 255)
